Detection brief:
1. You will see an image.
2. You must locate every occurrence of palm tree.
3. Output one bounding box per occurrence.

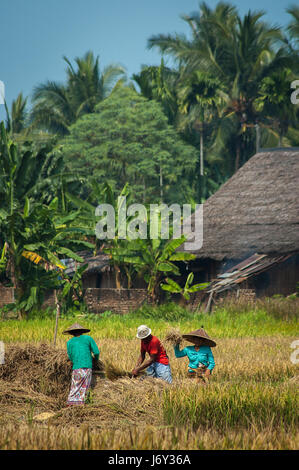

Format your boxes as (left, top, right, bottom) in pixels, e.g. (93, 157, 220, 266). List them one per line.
(30, 51, 126, 135)
(178, 70, 223, 202)
(255, 68, 298, 146)
(5, 92, 28, 134)
(148, 2, 289, 171)
(132, 59, 179, 125)
(287, 5, 299, 49)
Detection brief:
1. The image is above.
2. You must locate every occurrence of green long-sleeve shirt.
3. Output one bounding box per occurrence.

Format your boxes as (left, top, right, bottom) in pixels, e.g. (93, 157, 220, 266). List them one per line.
(174, 344, 215, 371)
(67, 334, 100, 370)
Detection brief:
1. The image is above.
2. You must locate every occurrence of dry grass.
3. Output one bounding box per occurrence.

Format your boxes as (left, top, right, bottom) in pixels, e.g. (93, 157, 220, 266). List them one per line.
(0, 336, 298, 449)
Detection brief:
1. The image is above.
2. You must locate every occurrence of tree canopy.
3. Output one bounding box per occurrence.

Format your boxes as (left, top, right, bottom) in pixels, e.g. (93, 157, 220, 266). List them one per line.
(61, 87, 198, 204)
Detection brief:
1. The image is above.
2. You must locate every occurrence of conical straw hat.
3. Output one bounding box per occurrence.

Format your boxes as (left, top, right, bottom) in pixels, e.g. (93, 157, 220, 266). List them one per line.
(62, 323, 90, 335)
(182, 327, 216, 347)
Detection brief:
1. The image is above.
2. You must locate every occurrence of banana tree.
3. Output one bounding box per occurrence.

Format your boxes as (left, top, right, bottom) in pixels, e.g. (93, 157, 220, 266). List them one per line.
(0, 123, 94, 315)
(161, 272, 208, 302)
(59, 263, 88, 312)
(66, 181, 134, 288)
(0, 199, 94, 315)
(123, 235, 196, 303)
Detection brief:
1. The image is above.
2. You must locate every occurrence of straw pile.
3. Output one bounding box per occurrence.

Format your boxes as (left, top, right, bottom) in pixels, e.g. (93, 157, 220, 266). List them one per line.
(164, 328, 183, 346)
(0, 343, 104, 400)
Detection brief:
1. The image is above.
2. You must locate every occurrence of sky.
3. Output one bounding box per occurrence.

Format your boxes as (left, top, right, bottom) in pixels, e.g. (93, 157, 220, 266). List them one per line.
(0, 0, 295, 121)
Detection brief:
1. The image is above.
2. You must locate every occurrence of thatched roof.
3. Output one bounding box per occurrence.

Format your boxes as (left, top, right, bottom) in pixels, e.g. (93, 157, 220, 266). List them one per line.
(180, 149, 299, 260)
(80, 251, 111, 274)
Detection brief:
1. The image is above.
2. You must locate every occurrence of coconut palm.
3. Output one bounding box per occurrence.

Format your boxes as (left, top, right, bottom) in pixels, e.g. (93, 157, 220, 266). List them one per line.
(5, 92, 28, 134)
(178, 71, 223, 187)
(255, 68, 298, 146)
(148, 2, 289, 171)
(30, 51, 126, 135)
(132, 59, 179, 125)
(287, 5, 299, 49)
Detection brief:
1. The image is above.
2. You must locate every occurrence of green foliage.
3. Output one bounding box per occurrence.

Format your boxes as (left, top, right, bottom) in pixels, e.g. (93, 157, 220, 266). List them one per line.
(123, 232, 195, 301)
(5, 92, 28, 135)
(161, 272, 208, 300)
(148, 1, 295, 177)
(61, 87, 198, 204)
(30, 51, 126, 135)
(0, 123, 94, 315)
(1, 304, 298, 342)
(133, 302, 195, 322)
(59, 263, 88, 312)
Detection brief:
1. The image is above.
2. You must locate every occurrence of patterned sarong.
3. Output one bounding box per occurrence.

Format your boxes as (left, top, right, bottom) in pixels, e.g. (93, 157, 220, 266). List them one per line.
(67, 368, 92, 405)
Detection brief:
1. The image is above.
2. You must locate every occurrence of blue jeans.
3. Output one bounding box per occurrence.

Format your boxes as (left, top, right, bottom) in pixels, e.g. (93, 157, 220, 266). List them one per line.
(146, 362, 172, 384)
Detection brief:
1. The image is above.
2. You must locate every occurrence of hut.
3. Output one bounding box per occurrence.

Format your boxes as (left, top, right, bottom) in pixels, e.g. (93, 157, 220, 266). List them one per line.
(61, 251, 148, 314)
(179, 148, 299, 299)
(62, 251, 113, 288)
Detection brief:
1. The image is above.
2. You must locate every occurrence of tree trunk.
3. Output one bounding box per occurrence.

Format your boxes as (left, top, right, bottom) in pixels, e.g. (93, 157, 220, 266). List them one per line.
(159, 165, 163, 203)
(235, 139, 241, 172)
(200, 131, 204, 177)
(115, 265, 122, 289)
(255, 123, 260, 153)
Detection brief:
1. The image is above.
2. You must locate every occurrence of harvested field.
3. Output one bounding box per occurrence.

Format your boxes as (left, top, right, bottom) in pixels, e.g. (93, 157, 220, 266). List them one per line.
(0, 334, 298, 450)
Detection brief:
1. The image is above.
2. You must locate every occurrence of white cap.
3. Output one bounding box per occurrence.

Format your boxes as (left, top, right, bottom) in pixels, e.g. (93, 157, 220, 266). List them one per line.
(136, 325, 152, 339)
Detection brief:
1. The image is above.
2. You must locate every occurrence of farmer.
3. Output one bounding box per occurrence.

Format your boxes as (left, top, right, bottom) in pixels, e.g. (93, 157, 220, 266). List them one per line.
(174, 327, 216, 383)
(63, 323, 100, 405)
(132, 325, 172, 384)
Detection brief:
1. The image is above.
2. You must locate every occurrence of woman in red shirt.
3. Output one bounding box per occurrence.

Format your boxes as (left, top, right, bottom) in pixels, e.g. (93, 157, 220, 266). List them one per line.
(132, 325, 172, 384)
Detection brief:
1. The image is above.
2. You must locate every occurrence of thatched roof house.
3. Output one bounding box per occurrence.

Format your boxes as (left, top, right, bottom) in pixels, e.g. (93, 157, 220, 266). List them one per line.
(62, 251, 113, 288)
(180, 149, 299, 297)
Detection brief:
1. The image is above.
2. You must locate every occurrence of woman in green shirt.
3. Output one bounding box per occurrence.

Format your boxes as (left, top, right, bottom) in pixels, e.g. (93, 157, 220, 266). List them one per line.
(63, 323, 100, 405)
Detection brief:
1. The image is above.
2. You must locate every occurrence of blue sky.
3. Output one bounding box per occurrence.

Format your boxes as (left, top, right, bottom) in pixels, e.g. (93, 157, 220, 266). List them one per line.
(0, 0, 295, 121)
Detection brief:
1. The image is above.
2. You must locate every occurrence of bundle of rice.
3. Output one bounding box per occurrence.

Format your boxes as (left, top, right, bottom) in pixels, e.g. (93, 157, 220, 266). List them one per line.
(164, 328, 183, 346)
(104, 361, 133, 381)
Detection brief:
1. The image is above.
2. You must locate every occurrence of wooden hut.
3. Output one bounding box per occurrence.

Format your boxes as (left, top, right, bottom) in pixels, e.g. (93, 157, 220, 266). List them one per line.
(179, 148, 299, 298)
(62, 251, 113, 288)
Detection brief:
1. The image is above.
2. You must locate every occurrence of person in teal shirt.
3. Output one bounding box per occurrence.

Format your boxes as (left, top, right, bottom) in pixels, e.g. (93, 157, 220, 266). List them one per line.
(174, 328, 216, 383)
(63, 323, 100, 405)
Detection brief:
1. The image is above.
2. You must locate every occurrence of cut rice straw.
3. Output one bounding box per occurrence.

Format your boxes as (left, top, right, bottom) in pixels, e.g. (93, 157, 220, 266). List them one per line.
(164, 328, 183, 346)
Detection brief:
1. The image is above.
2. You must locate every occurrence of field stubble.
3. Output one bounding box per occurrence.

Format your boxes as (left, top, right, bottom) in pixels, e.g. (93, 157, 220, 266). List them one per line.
(0, 336, 298, 450)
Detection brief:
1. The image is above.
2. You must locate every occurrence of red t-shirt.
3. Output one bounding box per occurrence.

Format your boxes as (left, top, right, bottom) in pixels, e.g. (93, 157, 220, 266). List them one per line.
(141, 336, 169, 365)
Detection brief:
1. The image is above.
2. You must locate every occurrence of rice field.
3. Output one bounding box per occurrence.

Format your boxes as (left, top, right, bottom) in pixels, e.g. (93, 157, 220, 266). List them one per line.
(0, 306, 298, 450)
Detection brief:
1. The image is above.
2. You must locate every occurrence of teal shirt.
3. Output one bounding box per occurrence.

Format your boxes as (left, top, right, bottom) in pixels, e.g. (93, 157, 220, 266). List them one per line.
(67, 334, 100, 370)
(174, 344, 215, 371)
